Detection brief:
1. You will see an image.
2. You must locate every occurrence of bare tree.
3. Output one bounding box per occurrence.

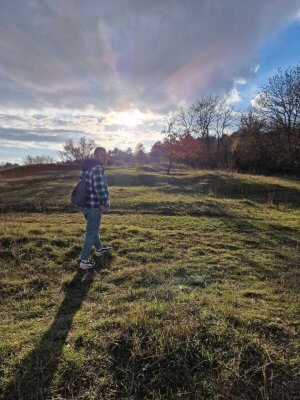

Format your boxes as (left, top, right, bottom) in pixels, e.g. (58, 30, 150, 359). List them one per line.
(176, 106, 195, 135)
(213, 98, 235, 147)
(149, 141, 164, 164)
(134, 143, 148, 164)
(23, 155, 54, 165)
(256, 64, 300, 156)
(185, 96, 235, 144)
(189, 96, 220, 138)
(58, 136, 96, 162)
(230, 109, 267, 173)
(161, 114, 182, 175)
(239, 108, 265, 133)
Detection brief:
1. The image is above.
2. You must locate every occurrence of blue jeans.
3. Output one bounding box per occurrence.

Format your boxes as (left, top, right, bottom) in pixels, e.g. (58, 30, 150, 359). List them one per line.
(80, 208, 102, 260)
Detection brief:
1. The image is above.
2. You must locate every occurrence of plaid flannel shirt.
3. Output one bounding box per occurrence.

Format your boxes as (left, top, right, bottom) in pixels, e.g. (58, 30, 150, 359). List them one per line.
(82, 163, 109, 209)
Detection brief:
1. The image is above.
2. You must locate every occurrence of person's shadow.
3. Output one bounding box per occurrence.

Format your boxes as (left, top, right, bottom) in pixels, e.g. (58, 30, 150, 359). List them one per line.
(3, 268, 97, 400)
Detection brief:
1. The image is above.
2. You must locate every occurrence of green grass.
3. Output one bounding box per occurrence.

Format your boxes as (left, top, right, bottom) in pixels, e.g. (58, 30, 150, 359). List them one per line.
(0, 166, 299, 399)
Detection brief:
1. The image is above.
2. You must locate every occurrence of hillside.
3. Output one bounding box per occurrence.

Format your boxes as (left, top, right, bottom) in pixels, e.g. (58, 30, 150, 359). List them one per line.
(0, 166, 299, 400)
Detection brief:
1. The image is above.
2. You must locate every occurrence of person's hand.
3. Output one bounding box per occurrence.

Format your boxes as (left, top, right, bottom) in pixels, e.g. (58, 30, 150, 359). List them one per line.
(100, 201, 111, 212)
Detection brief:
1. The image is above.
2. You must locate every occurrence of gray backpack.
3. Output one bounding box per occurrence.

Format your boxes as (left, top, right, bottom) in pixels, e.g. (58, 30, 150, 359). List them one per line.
(71, 174, 87, 208)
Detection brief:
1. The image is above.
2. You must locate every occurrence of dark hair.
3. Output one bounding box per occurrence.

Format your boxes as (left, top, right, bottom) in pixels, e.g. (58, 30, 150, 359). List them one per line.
(94, 147, 106, 156)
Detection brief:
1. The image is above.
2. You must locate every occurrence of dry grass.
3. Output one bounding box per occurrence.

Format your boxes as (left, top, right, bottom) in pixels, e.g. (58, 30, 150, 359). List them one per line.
(0, 166, 299, 399)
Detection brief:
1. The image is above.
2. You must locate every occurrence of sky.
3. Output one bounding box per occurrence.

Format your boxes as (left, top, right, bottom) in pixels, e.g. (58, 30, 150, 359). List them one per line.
(0, 0, 299, 163)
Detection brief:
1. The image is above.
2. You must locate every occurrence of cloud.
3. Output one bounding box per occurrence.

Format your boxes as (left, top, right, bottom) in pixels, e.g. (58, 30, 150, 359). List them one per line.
(250, 93, 265, 109)
(226, 88, 242, 105)
(0, 0, 299, 112)
(0, 107, 165, 152)
(0, 0, 299, 159)
(0, 127, 83, 143)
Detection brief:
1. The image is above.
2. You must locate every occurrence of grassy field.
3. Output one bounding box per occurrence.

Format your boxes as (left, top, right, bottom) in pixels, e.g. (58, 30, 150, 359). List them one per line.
(0, 165, 299, 400)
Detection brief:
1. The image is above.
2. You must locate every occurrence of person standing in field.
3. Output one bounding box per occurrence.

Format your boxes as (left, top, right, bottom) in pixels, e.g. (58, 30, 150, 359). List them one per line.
(79, 147, 112, 270)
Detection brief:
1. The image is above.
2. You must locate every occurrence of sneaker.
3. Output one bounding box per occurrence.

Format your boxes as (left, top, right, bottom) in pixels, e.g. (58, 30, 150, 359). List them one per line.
(95, 246, 112, 256)
(79, 260, 95, 270)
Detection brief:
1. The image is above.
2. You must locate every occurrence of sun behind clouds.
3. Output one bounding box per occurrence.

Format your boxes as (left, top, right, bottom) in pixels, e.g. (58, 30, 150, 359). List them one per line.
(109, 109, 143, 128)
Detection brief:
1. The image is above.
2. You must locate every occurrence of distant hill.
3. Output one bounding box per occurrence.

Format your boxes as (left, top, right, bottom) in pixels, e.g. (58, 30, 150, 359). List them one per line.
(0, 162, 19, 170)
(0, 162, 80, 178)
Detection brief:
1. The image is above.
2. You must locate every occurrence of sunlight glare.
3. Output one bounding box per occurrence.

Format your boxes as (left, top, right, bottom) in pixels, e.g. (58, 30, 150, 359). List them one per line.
(113, 109, 143, 128)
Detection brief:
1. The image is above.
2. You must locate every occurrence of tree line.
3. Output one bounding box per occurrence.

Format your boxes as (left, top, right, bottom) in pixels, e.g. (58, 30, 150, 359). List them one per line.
(150, 63, 299, 175)
(23, 63, 299, 175)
